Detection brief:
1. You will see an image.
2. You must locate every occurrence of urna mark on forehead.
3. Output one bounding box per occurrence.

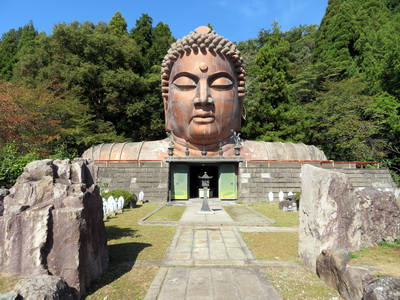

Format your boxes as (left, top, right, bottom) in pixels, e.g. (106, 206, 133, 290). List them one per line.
(161, 26, 246, 100)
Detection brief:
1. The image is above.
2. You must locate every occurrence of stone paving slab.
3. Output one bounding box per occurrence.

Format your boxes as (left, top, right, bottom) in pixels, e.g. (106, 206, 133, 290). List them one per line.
(144, 201, 285, 299)
(179, 206, 235, 223)
(239, 226, 298, 232)
(165, 226, 255, 261)
(144, 267, 282, 300)
(134, 259, 300, 268)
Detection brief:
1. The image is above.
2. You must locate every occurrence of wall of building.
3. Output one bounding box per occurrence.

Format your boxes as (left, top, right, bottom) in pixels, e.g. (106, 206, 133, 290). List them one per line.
(238, 162, 396, 203)
(96, 161, 169, 202)
(94, 161, 396, 203)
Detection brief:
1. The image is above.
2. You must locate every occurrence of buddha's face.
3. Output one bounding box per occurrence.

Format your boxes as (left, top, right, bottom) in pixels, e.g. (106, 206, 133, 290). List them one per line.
(165, 52, 241, 145)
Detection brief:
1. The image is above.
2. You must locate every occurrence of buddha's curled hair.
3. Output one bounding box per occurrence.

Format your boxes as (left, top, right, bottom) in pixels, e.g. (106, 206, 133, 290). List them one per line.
(161, 26, 245, 99)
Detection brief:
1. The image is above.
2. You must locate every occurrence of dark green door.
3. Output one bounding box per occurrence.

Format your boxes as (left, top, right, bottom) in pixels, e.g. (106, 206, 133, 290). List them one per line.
(171, 164, 189, 200)
(218, 164, 237, 199)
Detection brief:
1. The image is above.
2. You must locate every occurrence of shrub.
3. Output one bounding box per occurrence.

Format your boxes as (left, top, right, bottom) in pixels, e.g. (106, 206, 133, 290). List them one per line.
(377, 239, 400, 248)
(0, 143, 41, 188)
(295, 192, 301, 202)
(101, 189, 137, 208)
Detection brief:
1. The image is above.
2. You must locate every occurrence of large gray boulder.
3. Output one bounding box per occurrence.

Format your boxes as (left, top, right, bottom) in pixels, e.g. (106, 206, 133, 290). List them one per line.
(357, 188, 400, 247)
(0, 291, 18, 300)
(299, 164, 362, 272)
(14, 275, 74, 300)
(0, 159, 108, 299)
(363, 276, 400, 300)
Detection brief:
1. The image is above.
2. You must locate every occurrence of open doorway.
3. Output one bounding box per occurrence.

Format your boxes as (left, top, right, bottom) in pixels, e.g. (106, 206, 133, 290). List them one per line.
(189, 165, 218, 198)
(170, 162, 238, 200)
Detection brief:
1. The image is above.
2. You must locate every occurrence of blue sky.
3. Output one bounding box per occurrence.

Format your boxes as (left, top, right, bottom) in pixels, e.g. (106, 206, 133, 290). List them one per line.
(1, 0, 328, 42)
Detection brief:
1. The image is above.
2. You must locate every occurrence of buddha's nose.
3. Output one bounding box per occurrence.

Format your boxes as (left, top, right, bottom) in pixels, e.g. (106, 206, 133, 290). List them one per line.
(193, 83, 213, 106)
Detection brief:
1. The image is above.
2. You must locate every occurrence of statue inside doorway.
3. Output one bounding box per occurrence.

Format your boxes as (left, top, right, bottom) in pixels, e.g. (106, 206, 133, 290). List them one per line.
(82, 26, 326, 161)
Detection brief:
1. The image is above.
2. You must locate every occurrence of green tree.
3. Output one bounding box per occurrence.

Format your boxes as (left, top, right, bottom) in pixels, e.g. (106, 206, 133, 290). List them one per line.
(14, 21, 143, 149)
(314, 0, 362, 79)
(146, 22, 175, 69)
(0, 21, 37, 81)
(108, 11, 128, 35)
(307, 79, 385, 161)
(242, 22, 291, 141)
(130, 13, 153, 71)
(0, 29, 19, 81)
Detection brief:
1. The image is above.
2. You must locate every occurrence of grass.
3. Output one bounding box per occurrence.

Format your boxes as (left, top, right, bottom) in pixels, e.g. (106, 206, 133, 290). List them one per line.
(145, 205, 186, 222)
(224, 206, 273, 223)
(263, 266, 340, 299)
(85, 265, 159, 300)
(377, 239, 400, 248)
(242, 232, 299, 261)
(84, 204, 176, 299)
(348, 243, 400, 278)
(241, 231, 339, 299)
(249, 202, 299, 227)
(0, 275, 20, 293)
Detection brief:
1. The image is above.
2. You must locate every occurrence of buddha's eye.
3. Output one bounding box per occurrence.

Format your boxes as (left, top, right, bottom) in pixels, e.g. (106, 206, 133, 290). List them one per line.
(210, 76, 233, 91)
(173, 76, 197, 91)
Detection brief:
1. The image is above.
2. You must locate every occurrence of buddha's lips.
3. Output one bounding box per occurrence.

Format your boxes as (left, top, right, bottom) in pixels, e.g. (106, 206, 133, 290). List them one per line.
(192, 114, 215, 123)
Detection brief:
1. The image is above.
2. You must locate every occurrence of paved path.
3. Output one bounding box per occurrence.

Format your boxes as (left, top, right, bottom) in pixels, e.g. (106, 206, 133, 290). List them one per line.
(144, 200, 284, 300)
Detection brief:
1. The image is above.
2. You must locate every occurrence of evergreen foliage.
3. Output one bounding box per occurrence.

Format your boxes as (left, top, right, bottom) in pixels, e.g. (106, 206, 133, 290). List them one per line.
(108, 11, 128, 35)
(0, 21, 38, 81)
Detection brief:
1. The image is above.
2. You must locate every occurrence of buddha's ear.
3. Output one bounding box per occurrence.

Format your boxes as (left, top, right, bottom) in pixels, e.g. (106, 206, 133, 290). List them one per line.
(163, 95, 170, 131)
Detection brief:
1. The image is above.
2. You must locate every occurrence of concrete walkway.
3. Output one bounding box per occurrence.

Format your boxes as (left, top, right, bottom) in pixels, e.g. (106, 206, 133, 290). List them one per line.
(144, 200, 284, 300)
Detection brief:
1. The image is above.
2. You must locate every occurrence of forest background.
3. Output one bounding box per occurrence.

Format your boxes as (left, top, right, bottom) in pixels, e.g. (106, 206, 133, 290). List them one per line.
(1, 0, 399, 187)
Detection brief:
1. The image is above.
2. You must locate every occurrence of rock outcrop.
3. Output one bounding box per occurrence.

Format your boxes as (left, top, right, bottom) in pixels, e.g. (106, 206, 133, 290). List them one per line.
(299, 164, 400, 299)
(299, 165, 400, 273)
(14, 275, 74, 300)
(0, 159, 108, 298)
(298, 164, 362, 272)
(363, 276, 400, 300)
(0, 188, 9, 217)
(0, 290, 18, 300)
(358, 188, 400, 247)
(316, 249, 375, 300)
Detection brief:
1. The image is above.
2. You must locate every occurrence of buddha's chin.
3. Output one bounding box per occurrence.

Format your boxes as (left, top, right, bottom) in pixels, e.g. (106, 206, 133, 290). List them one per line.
(188, 123, 219, 144)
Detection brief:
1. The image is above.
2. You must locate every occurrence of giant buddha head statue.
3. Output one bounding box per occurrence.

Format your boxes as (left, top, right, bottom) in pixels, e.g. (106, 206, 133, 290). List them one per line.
(161, 26, 245, 156)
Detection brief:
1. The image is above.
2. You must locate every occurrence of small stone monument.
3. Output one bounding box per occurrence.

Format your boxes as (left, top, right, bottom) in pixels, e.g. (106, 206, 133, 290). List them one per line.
(113, 196, 118, 211)
(102, 198, 108, 217)
(137, 191, 144, 205)
(268, 191, 274, 202)
(107, 196, 115, 214)
(279, 191, 284, 202)
(117, 196, 124, 210)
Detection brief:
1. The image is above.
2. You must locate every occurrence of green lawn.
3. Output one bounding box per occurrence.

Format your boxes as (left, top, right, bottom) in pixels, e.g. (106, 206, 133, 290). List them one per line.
(86, 204, 176, 299)
(145, 205, 186, 222)
(249, 202, 299, 227)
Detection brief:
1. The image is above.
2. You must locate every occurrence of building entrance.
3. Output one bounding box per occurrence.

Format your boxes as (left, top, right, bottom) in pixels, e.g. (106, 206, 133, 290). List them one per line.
(189, 165, 218, 198)
(170, 163, 238, 200)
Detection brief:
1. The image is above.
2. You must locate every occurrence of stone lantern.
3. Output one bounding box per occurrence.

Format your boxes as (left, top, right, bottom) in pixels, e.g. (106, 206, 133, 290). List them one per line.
(198, 171, 213, 212)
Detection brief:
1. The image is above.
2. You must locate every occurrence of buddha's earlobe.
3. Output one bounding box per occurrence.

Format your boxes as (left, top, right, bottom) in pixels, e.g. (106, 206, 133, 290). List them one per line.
(163, 96, 171, 131)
